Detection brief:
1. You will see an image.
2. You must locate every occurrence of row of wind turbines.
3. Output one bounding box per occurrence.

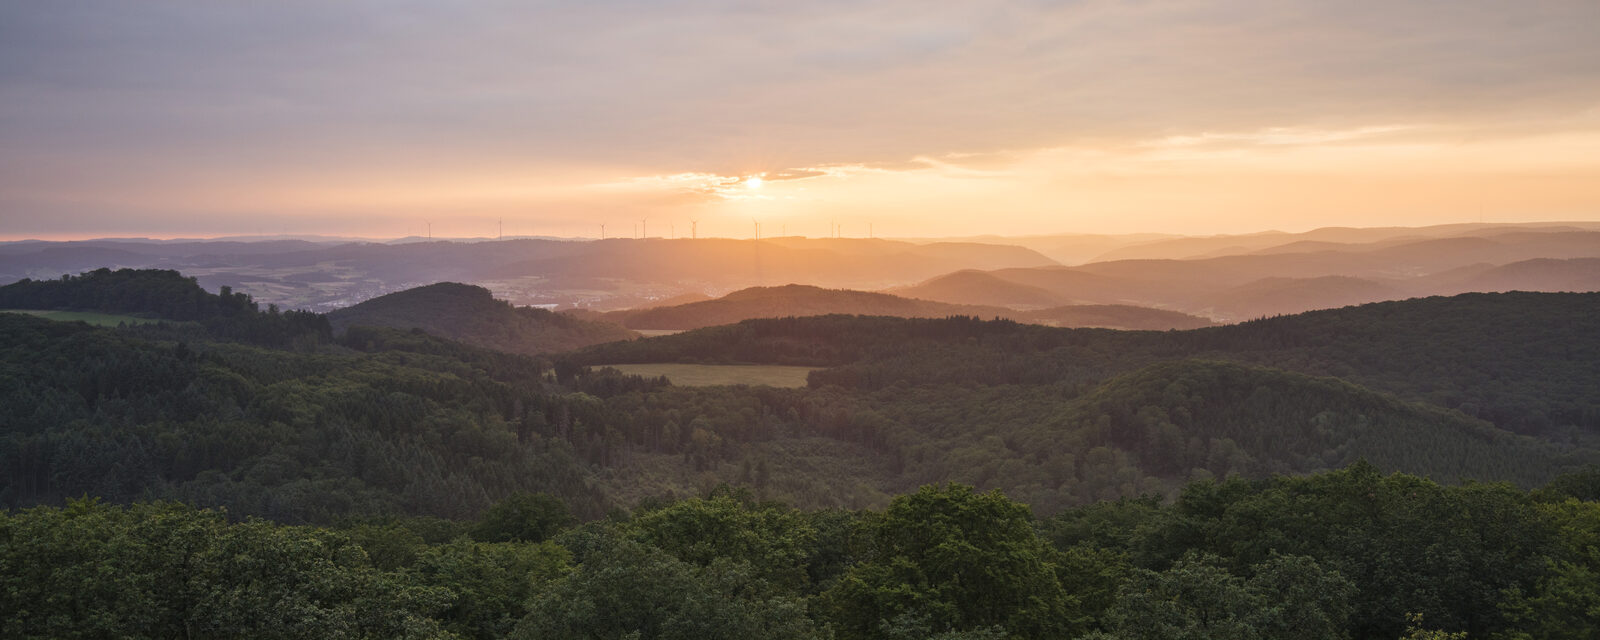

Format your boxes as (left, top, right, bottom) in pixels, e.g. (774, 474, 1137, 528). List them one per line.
(599, 218, 872, 240)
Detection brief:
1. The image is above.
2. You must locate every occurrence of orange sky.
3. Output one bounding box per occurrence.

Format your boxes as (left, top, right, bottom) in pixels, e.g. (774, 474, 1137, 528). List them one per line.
(3, 1, 1598, 240)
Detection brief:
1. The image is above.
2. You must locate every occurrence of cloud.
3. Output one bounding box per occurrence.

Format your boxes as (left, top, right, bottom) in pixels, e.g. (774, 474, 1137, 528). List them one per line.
(2, 0, 1598, 236)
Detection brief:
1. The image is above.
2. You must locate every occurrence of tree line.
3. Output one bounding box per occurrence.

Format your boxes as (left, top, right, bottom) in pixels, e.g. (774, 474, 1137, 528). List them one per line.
(6, 467, 1600, 639)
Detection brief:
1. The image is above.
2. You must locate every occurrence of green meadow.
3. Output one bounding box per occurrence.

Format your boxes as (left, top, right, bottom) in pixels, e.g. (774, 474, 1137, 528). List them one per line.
(604, 363, 819, 388)
(2, 309, 165, 327)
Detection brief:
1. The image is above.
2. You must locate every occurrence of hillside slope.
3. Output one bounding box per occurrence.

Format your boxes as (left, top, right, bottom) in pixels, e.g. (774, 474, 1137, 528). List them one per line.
(609, 284, 1004, 330)
(608, 283, 1215, 331)
(328, 282, 635, 354)
(576, 292, 1600, 439)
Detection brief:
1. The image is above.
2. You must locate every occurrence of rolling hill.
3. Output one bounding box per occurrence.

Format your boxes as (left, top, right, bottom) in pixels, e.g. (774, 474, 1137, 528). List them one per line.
(887, 270, 1070, 308)
(607, 284, 1001, 330)
(327, 282, 636, 354)
(1201, 275, 1403, 320)
(1015, 304, 1216, 330)
(606, 283, 1215, 331)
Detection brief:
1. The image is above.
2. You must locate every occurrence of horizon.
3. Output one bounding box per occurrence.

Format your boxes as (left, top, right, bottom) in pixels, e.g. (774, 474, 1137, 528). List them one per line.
(7, 218, 1600, 245)
(4, 2, 1599, 239)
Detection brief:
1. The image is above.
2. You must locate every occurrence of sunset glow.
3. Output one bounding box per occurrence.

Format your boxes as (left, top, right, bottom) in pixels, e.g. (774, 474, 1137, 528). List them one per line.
(2, 1, 1597, 240)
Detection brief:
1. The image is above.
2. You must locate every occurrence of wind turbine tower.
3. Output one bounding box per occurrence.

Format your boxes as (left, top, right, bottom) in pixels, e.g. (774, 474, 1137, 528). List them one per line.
(690, 220, 698, 239)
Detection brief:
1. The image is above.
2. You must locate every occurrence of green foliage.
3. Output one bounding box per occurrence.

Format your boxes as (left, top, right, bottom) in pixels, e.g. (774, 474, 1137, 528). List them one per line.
(1049, 465, 1550, 639)
(1091, 553, 1353, 640)
(5, 469, 1600, 639)
(624, 493, 819, 591)
(0, 312, 607, 522)
(412, 538, 570, 640)
(511, 535, 819, 640)
(1400, 613, 1468, 640)
(826, 484, 1076, 640)
(0, 499, 455, 639)
(470, 492, 576, 543)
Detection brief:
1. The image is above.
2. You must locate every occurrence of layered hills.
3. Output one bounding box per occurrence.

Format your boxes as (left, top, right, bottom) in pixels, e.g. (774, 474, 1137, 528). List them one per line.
(7, 288, 1596, 529)
(5, 222, 1596, 322)
(893, 230, 1600, 321)
(2, 266, 1597, 536)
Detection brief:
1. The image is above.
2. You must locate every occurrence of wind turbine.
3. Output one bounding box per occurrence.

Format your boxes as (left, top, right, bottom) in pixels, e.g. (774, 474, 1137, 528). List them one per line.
(600, 222, 606, 239)
(424, 220, 432, 241)
(641, 217, 648, 239)
(752, 218, 760, 240)
(690, 220, 698, 239)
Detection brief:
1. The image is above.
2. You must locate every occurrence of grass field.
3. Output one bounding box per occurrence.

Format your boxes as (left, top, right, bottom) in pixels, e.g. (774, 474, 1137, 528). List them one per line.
(2, 309, 165, 327)
(605, 363, 820, 388)
(634, 329, 686, 337)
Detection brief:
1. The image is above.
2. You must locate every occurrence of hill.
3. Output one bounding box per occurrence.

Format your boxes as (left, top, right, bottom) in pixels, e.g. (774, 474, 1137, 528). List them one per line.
(1015, 304, 1216, 330)
(607, 283, 1213, 331)
(608, 284, 1003, 330)
(1202, 275, 1402, 320)
(0, 267, 330, 346)
(0, 267, 260, 321)
(888, 270, 1070, 308)
(576, 292, 1600, 440)
(1433, 257, 1600, 294)
(327, 282, 635, 354)
(891, 228, 1600, 319)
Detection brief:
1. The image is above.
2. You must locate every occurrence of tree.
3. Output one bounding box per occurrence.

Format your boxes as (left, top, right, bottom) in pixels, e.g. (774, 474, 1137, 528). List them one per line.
(1091, 553, 1354, 640)
(825, 484, 1076, 639)
(469, 492, 575, 543)
(511, 535, 816, 640)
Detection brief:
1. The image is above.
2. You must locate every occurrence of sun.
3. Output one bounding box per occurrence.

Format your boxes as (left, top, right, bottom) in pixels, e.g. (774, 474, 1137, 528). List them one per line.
(745, 176, 763, 189)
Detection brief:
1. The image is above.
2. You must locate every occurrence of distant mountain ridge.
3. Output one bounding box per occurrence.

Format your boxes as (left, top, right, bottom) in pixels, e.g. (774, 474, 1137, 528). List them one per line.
(4, 222, 1596, 318)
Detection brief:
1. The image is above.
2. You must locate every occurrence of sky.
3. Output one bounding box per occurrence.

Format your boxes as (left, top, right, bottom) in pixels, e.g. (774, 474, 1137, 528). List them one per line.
(2, 0, 1599, 240)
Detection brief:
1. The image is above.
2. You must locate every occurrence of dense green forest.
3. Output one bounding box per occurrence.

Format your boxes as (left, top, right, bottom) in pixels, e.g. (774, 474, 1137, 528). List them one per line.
(5, 278, 1599, 519)
(5, 270, 1600, 637)
(6, 469, 1600, 639)
(573, 292, 1600, 441)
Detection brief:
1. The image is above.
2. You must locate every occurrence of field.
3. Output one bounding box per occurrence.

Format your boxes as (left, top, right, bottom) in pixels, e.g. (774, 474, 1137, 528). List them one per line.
(2, 309, 166, 327)
(604, 363, 820, 388)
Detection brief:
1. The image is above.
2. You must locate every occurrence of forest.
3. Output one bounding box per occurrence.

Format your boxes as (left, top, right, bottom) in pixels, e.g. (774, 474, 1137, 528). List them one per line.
(3, 269, 1600, 638)
(6, 468, 1600, 639)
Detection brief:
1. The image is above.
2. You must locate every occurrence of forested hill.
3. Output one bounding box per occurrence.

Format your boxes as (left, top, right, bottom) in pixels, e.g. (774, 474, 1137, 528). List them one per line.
(327, 282, 636, 355)
(0, 267, 262, 321)
(0, 267, 330, 346)
(573, 292, 1600, 439)
(0, 311, 624, 523)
